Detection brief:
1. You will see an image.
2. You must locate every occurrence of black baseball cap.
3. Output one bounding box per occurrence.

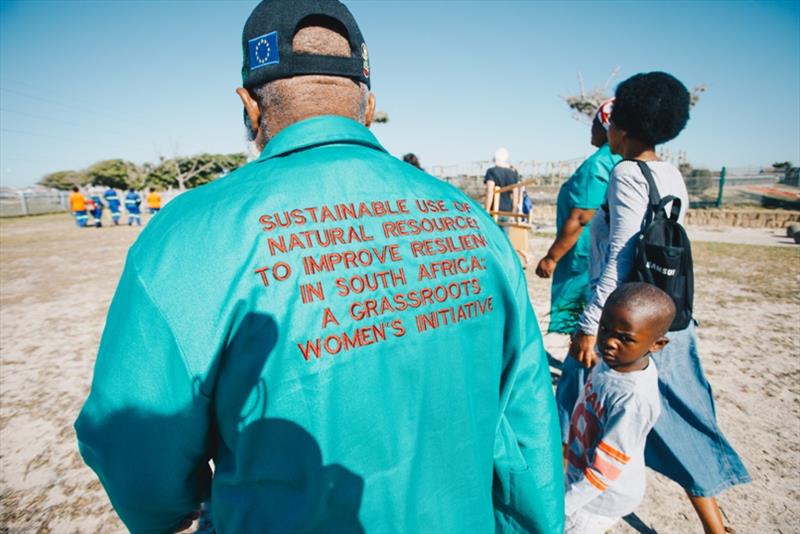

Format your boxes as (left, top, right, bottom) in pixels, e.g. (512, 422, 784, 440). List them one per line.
(241, 0, 370, 89)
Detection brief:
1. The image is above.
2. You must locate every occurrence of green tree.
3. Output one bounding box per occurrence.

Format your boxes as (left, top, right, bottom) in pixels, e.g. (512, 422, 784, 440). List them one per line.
(147, 153, 247, 189)
(38, 170, 87, 190)
(85, 159, 142, 190)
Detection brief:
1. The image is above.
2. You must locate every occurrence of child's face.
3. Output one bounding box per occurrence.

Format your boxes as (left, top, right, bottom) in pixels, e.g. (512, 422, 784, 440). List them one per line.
(596, 304, 669, 372)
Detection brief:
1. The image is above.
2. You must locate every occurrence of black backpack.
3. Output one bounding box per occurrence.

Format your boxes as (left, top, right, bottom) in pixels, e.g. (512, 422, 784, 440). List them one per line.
(627, 160, 694, 331)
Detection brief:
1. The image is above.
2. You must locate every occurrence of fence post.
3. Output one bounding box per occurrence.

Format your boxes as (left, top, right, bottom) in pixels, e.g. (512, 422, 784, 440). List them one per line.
(715, 166, 726, 208)
(18, 191, 29, 216)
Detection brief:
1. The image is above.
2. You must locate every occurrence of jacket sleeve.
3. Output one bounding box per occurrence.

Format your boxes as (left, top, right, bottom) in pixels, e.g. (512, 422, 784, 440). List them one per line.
(74, 260, 212, 533)
(493, 267, 564, 533)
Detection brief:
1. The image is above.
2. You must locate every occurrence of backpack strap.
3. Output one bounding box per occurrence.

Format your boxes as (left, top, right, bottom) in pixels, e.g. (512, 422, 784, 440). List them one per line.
(636, 159, 684, 222)
(603, 159, 669, 225)
(631, 160, 662, 209)
(657, 195, 682, 221)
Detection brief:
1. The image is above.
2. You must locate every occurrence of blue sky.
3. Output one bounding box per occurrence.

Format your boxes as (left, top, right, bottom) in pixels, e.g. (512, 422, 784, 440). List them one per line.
(1, 0, 798, 187)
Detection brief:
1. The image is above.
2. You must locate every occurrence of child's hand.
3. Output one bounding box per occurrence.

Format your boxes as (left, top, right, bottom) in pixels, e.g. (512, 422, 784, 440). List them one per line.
(174, 508, 201, 532)
(569, 332, 598, 367)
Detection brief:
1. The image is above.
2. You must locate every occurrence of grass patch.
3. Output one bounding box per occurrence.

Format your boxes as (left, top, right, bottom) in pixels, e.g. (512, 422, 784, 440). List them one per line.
(693, 241, 800, 303)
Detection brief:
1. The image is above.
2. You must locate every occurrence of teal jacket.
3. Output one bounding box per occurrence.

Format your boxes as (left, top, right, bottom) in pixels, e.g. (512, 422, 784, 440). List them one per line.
(75, 116, 563, 533)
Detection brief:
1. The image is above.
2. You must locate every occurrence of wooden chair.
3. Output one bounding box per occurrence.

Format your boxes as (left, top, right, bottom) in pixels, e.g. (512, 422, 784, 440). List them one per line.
(484, 179, 536, 268)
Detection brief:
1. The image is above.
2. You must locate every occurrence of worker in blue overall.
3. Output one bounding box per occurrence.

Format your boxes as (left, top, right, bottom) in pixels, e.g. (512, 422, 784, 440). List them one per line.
(124, 188, 142, 226)
(104, 188, 121, 225)
(89, 192, 104, 227)
(75, 2, 564, 533)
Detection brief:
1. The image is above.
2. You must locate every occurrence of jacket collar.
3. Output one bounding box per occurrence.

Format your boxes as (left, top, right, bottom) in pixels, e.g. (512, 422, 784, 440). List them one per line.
(257, 115, 387, 161)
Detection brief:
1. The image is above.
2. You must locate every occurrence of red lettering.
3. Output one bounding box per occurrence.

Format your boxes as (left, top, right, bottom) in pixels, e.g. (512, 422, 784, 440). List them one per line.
(322, 308, 339, 328)
(254, 267, 270, 287)
(298, 339, 321, 360)
(259, 214, 275, 231)
(324, 336, 343, 355)
(382, 221, 399, 237)
(320, 205, 336, 222)
(272, 262, 291, 281)
(390, 318, 406, 337)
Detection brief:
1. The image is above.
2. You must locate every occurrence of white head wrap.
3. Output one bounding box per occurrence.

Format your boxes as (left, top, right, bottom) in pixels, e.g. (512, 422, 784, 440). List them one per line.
(493, 147, 511, 168)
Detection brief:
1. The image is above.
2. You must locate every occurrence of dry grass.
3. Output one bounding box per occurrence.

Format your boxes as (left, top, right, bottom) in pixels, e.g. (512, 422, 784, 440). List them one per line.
(0, 215, 798, 533)
(694, 241, 800, 304)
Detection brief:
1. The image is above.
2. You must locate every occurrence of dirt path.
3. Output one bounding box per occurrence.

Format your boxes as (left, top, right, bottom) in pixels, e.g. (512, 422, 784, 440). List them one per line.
(1, 214, 798, 533)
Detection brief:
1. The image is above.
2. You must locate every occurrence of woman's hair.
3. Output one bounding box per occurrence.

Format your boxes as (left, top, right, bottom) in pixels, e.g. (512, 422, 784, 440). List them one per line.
(611, 72, 690, 146)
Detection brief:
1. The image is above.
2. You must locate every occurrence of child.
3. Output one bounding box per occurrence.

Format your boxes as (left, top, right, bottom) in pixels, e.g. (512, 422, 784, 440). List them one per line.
(564, 282, 676, 533)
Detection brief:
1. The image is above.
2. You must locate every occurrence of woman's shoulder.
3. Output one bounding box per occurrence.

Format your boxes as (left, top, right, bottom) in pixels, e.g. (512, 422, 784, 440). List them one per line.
(612, 160, 683, 183)
(610, 161, 648, 191)
(612, 159, 645, 177)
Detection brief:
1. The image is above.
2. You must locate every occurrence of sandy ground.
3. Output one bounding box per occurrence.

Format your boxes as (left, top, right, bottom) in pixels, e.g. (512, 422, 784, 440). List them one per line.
(1, 213, 798, 533)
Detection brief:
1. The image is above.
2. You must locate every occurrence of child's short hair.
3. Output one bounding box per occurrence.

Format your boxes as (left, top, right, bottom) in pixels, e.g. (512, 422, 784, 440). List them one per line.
(606, 282, 677, 336)
(610, 72, 690, 146)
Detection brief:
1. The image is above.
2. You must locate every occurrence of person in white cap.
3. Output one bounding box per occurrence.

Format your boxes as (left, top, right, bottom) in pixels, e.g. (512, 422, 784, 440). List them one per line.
(484, 147, 520, 218)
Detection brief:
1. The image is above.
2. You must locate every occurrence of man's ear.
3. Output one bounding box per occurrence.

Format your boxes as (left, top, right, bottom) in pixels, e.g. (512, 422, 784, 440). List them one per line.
(650, 336, 670, 353)
(236, 87, 261, 135)
(364, 92, 376, 127)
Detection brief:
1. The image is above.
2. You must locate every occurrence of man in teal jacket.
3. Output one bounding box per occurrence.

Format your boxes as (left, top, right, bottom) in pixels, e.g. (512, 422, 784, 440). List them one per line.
(75, 1, 563, 532)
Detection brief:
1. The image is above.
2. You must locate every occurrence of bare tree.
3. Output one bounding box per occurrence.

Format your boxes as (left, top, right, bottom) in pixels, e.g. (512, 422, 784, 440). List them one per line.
(561, 68, 620, 124)
(561, 68, 706, 124)
(171, 157, 216, 190)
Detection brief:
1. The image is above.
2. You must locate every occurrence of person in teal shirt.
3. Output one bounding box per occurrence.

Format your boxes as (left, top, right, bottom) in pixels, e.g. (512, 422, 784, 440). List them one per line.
(535, 100, 621, 334)
(74, 2, 563, 533)
(535, 99, 621, 444)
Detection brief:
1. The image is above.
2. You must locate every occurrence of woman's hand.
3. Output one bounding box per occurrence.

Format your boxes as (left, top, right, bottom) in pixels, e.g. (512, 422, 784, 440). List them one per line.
(535, 256, 556, 278)
(569, 332, 598, 367)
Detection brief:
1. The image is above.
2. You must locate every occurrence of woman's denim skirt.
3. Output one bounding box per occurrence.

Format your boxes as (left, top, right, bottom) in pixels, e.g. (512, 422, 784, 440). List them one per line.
(556, 321, 751, 496)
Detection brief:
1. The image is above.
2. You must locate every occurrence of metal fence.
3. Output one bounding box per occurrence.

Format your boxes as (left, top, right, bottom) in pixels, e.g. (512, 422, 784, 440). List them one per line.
(0, 189, 69, 217)
(430, 158, 584, 184)
(0, 167, 790, 219)
(430, 162, 789, 208)
(687, 168, 784, 207)
(0, 188, 186, 218)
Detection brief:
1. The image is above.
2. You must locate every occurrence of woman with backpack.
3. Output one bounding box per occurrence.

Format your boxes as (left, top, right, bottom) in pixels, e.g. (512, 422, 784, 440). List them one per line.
(567, 72, 750, 533)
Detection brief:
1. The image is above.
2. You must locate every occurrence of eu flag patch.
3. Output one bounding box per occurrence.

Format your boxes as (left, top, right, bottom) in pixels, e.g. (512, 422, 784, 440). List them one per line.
(248, 31, 279, 71)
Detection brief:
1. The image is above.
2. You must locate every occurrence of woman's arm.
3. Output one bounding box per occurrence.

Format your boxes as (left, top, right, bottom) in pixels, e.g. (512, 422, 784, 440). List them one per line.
(535, 208, 595, 278)
(570, 171, 649, 364)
